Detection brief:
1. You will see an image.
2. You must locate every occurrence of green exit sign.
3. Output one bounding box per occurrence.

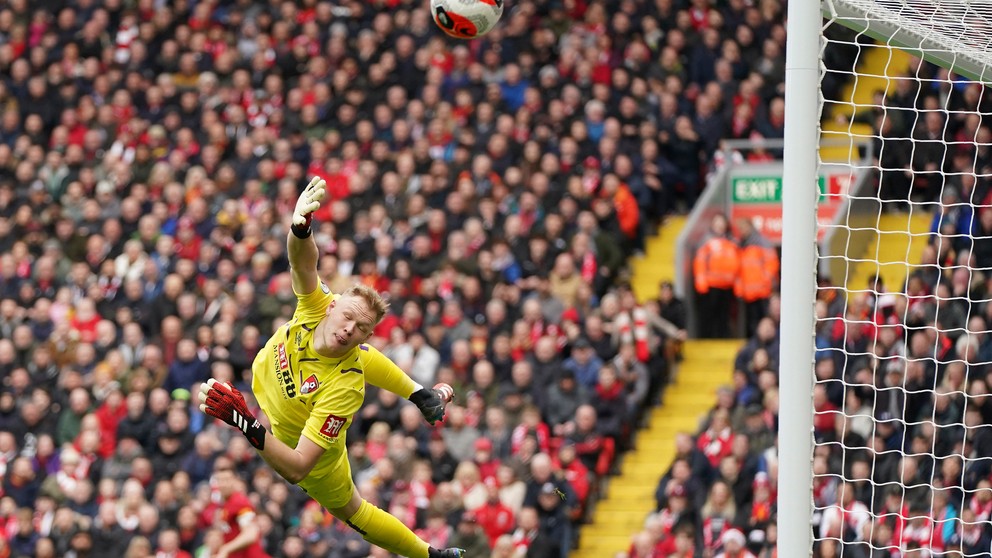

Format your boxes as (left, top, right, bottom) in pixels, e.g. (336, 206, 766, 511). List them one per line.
(732, 175, 830, 203)
(732, 177, 782, 203)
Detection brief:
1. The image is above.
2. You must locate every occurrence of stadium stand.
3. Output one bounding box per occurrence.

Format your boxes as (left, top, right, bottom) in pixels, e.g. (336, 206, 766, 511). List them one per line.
(0, 0, 799, 556)
(620, 39, 992, 558)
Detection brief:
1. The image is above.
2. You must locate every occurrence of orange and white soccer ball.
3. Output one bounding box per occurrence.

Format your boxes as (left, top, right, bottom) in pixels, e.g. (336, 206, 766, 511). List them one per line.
(430, 0, 504, 39)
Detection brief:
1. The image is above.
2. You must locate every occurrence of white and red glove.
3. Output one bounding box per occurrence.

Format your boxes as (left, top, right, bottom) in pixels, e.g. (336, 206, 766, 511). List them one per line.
(292, 176, 327, 237)
(198, 379, 266, 450)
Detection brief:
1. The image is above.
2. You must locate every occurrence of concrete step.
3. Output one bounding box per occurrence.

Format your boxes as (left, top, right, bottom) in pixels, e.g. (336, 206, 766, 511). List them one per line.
(574, 533, 637, 555)
(606, 483, 660, 500)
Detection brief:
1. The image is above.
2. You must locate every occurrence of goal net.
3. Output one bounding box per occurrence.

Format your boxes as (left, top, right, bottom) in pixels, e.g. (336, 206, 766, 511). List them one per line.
(805, 1, 992, 557)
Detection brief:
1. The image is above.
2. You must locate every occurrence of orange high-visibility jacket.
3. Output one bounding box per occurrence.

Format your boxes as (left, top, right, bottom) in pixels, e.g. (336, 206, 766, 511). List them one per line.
(735, 241, 780, 302)
(613, 184, 640, 239)
(693, 236, 740, 293)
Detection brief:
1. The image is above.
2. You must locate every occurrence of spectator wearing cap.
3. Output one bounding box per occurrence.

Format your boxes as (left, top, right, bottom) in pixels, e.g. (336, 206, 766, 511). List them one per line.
(546, 369, 589, 437)
(563, 336, 604, 389)
(535, 480, 573, 558)
(447, 511, 490, 558)
(471, 437, 500, 483)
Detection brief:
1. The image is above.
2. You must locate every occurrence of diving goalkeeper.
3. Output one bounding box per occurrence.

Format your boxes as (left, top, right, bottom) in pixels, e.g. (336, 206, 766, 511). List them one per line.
(198, 177, 464, 558)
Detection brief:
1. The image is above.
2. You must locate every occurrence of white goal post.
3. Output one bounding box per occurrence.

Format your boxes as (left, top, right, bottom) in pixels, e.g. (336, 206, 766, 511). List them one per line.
(783, 1, 992, 557)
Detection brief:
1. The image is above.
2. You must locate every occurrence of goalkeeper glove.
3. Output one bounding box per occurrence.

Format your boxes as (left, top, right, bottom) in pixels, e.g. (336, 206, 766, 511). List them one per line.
(410, 383, 454, 425)
(198, 379, 266, 450)
(292, 176, 327, 238)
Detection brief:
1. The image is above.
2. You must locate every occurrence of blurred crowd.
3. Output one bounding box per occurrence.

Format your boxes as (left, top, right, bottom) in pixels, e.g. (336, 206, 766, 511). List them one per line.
(0, 0, 804, 555)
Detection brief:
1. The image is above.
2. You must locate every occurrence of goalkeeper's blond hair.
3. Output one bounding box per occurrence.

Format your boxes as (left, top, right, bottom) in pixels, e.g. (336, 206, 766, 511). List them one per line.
(343, 284, 390, 326)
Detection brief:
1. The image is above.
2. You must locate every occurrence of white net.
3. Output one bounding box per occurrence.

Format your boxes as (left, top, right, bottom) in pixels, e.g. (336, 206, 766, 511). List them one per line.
(816, 2, 992, 557)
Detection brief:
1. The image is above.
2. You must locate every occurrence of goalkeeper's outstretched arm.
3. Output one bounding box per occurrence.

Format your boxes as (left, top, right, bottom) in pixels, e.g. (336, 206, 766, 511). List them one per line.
(288, 176, 326, 295)
(199, 379, 324, 484)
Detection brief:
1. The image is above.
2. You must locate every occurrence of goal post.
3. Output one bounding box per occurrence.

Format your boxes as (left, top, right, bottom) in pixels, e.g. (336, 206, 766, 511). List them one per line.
(783, 1, 992, 557)
(778, 0, 819, 557)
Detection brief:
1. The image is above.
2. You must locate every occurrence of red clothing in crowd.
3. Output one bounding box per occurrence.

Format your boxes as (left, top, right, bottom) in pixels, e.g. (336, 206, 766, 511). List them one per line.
(474, 498, 515, 546)
(555, 456, 591, 506)
(69, 313, 101, 344)
(510, 421, 551, 456)
(697, 426, 734, 467)
(204, 492, 269, 558)
(94, 399, 127, 458)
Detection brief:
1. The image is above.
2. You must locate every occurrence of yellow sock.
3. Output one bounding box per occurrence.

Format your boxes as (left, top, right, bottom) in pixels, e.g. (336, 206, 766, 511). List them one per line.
(364, 355, 420, 398)
(346, 499, 430, 558)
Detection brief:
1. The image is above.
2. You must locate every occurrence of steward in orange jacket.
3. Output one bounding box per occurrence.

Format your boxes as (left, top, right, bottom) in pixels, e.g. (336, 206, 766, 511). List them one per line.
(693, 214, 740, 338)
(735, 219, 779, 336)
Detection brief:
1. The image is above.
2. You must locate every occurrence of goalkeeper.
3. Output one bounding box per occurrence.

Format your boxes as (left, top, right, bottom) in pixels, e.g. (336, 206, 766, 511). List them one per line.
(199, 177, 464, 558)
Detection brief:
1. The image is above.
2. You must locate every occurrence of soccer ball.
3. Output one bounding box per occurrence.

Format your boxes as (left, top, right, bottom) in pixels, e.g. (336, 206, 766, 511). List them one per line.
(430, 0, 504, 39)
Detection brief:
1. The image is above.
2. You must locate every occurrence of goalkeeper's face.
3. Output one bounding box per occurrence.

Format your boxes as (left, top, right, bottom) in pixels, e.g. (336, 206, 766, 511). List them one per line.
(323, 295, 376, 354)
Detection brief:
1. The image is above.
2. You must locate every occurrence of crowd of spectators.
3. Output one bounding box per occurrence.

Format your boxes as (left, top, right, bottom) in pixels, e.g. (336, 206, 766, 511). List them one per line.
(623, 55, 992, 558)
(0, 0, 796, 556)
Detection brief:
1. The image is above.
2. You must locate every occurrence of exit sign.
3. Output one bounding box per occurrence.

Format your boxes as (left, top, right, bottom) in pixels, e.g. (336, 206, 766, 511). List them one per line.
(732, 176, 783, 203)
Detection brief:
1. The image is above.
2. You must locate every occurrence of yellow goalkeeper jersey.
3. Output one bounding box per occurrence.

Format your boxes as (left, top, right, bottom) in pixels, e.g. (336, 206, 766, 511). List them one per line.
(250, 283, 399, 480)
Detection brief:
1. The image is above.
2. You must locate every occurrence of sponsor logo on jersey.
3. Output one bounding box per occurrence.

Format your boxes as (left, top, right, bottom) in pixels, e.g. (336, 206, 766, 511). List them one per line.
(340, 367, 363, 375)
(321, 282, 330, 294)
(300, 374, 319, 395)
(320, 414, 346, 438)
(273, 343, 296, 398)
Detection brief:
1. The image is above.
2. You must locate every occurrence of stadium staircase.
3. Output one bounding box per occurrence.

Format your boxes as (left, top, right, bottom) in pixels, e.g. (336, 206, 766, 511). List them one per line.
(574, 217, 736, 557)
(820, 41, 912, 163)
(816, 40, 930, 292)
(845, 212, 932, 293)
(631, 216, 687, 303)
(573, 340, 737, 557)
